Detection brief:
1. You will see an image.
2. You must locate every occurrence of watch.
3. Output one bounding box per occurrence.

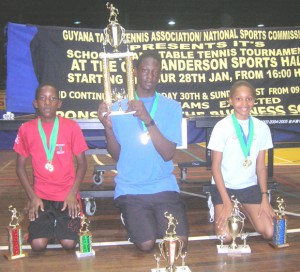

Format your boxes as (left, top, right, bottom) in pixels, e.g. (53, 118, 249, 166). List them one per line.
(145, 119, 155, 127)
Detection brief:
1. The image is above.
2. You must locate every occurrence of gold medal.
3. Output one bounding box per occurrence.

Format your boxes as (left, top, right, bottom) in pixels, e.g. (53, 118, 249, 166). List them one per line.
(140, 132, 150, 145)
(243, 158, 252, 168)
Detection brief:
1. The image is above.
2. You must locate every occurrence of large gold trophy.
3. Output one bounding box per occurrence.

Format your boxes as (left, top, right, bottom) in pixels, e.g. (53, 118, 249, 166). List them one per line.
(101, 2, 134, 115)
(151, 212, 191, 272)
(270, 197, 289, 248)
(217, 196, 251, 254)
(5, 205, 27, 260)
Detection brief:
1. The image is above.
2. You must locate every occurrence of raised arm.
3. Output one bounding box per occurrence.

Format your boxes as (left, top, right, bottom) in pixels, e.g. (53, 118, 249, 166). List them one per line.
(98, 101, 121, 161)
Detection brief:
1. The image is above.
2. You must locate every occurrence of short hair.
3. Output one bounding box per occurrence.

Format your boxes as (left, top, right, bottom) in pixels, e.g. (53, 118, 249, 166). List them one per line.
(230, 80, 256, 98)
(136, 51, 162, 68)
(35, 83, 59, 99)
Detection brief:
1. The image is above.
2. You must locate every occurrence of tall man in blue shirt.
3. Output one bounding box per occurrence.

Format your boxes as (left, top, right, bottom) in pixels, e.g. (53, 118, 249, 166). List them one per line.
(98, 51, 189, 252)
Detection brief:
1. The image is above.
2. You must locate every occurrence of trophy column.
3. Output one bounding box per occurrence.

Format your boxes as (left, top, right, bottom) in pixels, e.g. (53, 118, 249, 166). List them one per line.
(76, 213, 95, 257)
(270, 197, 290, 248)
(4, 205, 27, 260)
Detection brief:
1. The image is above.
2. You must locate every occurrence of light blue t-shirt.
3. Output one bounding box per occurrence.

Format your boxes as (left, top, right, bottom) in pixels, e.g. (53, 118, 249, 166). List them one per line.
(110, 93, 182, 198)
(207, 115, 273, 189)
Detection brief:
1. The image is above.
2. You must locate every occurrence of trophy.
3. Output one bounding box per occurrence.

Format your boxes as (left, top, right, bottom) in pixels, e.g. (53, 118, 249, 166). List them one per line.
(112, 87, 126, 111)
(151, 212, 191, 272)
(101, 2, 135, 115)
(217, 196, 251, 254)
(153, 254, 162, 271)
(76, 213, 95, 257)
(3, 111, 14, 120)
(270, 197, 289, 248)
(5, 205, 27, 260)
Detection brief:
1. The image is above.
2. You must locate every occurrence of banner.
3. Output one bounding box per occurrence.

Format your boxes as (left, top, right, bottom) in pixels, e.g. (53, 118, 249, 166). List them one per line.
(6, 23, 300, 120)
(0, 92, 6, 110)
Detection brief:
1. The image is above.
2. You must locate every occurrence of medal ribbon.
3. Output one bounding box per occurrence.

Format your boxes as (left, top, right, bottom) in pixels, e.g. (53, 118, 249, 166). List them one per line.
(134, 91, 159, 132)
(38, 116, 59, 163)
(231, 114, 254, 158)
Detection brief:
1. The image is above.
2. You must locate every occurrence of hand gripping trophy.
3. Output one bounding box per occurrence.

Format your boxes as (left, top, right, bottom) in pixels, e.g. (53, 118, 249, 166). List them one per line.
(101, 2, 134, 115)
(153, 212, 191, 272)
(5, 205, 27, 260)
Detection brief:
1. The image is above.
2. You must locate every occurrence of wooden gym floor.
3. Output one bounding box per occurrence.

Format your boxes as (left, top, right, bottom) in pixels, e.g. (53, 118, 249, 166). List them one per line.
(0, 144, 300, 272)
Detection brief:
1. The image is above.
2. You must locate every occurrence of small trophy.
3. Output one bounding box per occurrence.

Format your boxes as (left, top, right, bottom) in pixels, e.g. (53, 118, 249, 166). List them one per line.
(112, 87, 126, 111)
(3, 111, 15, 120)
(270, 197, 289, 248)
(101, 2, 135, 115)
(217, 196, 251, 254)
(5, 205, 27, 260)
(76, 213, 95, 257)
(152, 212, 191, 272)
(153, 254, 161, 271)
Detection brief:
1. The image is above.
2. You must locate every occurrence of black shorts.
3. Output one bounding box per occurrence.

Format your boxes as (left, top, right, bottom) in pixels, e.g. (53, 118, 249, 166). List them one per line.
(28, 200, 81, 243)
(210, 184, 262, 205)
(115, 191, 189, 244)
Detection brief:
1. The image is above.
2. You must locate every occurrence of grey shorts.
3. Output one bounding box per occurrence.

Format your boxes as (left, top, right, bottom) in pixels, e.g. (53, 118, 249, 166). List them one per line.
(115, 191, 189, 244)
(28, 200, 81, 243)
(210, 184, 262, 205)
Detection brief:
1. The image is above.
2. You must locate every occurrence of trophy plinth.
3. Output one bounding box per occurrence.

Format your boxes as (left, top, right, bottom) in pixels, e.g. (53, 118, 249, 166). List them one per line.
(4, 206, 27, 260)
(76, 213, 95, 258)
(217, 197, 251, 254)
(101, 3, 135, 115)
(216, 242, 251, 254)
(152, 212, 191, 272)
(270, 197, 290, 248)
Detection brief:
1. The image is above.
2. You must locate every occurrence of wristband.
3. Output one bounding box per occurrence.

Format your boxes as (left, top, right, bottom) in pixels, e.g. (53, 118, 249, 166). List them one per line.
(145, 119, 155, 128)
(261, 192, 269, 195)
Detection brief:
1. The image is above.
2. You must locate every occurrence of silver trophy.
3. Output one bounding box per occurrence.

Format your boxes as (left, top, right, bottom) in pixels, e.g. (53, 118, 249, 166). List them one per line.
(104, 2, 124, 53)
(112, 88, 127, 111)
(101, 2, 134, 115)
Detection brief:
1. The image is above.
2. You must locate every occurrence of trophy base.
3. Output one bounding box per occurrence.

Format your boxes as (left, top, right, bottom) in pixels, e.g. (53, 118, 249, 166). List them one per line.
(269, 242, 290, 249)
(217, 244, 251, 254)
(103, 110, 136, 116)
(4, 252, 28, 260)
(151, 266, 191, 272)
(75, 249, 96, 258)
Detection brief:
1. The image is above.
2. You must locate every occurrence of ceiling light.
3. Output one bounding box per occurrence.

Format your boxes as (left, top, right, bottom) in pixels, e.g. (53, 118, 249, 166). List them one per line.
(168, 20, 176, 26)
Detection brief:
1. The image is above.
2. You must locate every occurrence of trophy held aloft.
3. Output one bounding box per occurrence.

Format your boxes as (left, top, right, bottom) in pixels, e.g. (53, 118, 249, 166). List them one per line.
(5, 205, 27, 260)
(101, 2, 134, 115)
